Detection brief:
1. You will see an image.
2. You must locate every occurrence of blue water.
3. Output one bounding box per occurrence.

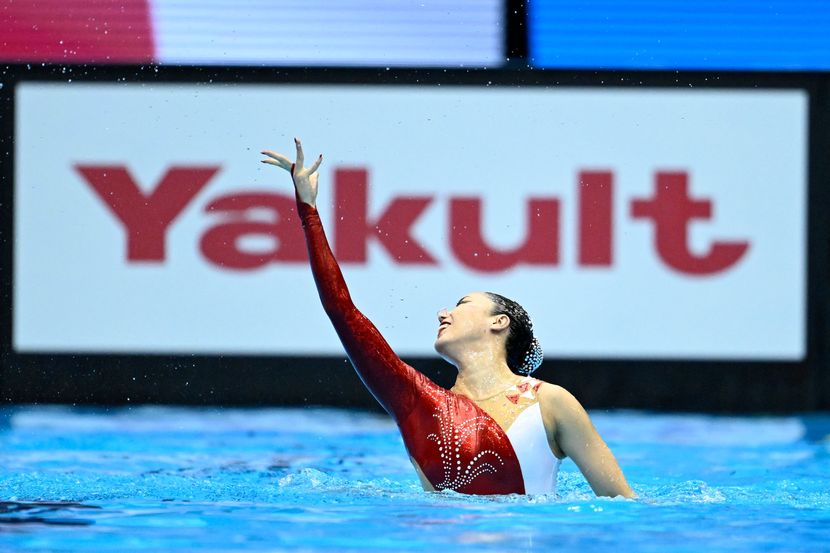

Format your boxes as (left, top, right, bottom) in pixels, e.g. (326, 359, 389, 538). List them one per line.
(1, 407, 828, 552)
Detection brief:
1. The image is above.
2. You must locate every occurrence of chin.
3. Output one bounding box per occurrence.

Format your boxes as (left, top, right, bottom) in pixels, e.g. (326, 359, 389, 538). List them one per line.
(433, 335, 449, 356)
(433, 342, 456, 367)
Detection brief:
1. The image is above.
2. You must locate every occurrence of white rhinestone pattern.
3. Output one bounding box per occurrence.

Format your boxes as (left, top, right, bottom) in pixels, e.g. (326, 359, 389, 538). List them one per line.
(422, 387, 506, 491)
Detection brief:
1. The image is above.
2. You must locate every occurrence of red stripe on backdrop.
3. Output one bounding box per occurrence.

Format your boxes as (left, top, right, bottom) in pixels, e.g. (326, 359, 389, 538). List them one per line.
(578, 170, 613, 266)
(1, 0, 155, 63)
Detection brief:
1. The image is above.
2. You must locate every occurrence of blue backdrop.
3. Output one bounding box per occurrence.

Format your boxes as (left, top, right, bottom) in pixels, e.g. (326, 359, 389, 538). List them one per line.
(528, 0, 830, 70)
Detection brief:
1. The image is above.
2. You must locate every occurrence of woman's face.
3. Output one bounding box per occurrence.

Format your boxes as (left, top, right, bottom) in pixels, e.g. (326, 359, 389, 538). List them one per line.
(433, 292, 499, 356)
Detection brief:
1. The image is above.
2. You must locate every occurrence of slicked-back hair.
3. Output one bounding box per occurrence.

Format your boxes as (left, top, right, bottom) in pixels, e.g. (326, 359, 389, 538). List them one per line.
(485, 292, 536, 375)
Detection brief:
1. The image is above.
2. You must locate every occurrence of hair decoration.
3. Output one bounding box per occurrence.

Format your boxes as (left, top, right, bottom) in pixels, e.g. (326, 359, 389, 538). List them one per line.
(518, 337, 544, 375)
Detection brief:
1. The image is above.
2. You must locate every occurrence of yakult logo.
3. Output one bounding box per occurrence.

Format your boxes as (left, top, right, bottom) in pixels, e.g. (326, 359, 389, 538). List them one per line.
(75, 164, 749, 275)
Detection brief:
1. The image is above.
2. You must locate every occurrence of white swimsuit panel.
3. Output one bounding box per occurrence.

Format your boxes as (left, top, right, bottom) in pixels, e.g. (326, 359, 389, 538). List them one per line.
(505, 402, 562, 495)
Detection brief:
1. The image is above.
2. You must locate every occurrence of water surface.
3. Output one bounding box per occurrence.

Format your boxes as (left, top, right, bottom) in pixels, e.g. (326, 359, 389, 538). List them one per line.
(1, 407, 828, 552)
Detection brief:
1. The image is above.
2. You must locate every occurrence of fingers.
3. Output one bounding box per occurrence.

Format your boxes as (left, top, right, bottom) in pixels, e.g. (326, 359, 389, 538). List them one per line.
(294, 137, 304, 171)
(307, 153, 323, 175)
(261, 150, 292, 169)
(260, 141, 319, 177)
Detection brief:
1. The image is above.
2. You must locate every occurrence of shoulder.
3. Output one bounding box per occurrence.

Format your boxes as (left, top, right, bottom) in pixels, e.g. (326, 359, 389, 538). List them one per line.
(535, 380, 579, 409)
(534, 380, 589, 424)
(531, 380, 576, 459)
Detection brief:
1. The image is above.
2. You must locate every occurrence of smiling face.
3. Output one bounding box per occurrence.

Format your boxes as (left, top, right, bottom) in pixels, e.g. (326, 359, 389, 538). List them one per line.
(434, 292, 508, 364)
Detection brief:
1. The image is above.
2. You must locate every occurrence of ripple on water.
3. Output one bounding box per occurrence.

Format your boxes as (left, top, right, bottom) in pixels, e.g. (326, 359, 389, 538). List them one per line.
(1, 407, 828, 553)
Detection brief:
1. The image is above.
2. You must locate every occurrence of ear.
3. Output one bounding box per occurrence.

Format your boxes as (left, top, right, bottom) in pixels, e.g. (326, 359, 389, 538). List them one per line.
(491, 314, 510, 332)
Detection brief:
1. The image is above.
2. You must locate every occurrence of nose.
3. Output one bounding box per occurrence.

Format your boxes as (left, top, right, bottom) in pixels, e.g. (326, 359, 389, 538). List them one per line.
(437, 307, 450, 322)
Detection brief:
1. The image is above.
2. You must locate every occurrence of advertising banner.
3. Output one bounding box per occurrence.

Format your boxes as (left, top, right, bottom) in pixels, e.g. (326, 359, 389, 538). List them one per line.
(14, 83, 807, 359)
(2, 0, 503, 67)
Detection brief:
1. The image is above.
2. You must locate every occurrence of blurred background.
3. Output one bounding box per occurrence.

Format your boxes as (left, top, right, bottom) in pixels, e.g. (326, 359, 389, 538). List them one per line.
(1, 0, 829, 413)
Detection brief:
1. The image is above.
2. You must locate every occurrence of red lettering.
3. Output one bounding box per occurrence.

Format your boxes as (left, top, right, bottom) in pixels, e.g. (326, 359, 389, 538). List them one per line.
(333, 168, 437, 264)
(75, 165, 218, 261)
(578, 171, 613, 266)
(77, 162, 749, 276)
(200, 192, 307, 270)
(631, 172, 749, 275)
(449, 198, 559, 272)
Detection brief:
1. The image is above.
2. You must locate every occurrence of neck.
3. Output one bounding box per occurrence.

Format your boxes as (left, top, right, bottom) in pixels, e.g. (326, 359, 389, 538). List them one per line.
(450, 345, 521, 400)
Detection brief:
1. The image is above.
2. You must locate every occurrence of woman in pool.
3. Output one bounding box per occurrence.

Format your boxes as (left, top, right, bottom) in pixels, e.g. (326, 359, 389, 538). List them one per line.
(261, 139, 634, 498)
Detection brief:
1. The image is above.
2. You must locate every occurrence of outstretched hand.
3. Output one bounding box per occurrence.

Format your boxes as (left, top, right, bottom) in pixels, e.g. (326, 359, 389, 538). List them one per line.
(261, 138, 323, 207)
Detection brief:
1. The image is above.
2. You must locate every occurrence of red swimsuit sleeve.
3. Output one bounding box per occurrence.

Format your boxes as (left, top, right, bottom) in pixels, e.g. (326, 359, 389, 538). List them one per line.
(297, 200, 437, 422)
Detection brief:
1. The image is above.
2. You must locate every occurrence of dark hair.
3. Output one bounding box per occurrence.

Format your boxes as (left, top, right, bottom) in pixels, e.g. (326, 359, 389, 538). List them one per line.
(485, 292, 543, 375)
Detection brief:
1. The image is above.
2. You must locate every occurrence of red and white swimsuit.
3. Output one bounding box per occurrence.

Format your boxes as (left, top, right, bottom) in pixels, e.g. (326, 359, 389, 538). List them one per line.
(299, 200, 561, 495)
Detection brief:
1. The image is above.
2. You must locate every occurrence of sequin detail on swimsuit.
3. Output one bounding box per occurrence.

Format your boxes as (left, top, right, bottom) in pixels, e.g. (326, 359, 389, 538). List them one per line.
(505, 378, 543, 404)
(423, 387, 506, 491)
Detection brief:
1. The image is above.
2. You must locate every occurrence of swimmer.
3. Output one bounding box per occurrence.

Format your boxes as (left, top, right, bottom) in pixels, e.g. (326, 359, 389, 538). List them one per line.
(261, 139, 635, 498)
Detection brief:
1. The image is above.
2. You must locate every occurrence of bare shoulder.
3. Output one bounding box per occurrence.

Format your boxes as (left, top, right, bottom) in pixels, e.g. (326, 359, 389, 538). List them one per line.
(535, 380, 593, 429)
(535, 380, 581, 413)
(532, 380, 573, 459)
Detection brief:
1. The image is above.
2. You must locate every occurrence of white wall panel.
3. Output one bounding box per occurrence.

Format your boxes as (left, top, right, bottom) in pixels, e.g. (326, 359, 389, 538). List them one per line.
(14, 83, 807, 359)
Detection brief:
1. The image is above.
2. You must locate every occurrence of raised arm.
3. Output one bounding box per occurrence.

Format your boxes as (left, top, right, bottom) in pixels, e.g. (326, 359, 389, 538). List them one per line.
(541, 385, 636, 498)
(261, 139, 435, 421)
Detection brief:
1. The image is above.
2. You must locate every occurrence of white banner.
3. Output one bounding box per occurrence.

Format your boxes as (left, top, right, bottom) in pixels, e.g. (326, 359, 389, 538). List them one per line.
(150, 0, 504, 67)
(14, 83, 807, 359)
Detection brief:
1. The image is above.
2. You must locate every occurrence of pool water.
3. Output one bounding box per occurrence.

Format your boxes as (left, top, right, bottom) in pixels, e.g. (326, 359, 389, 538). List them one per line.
(1, 406, 828, 552)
